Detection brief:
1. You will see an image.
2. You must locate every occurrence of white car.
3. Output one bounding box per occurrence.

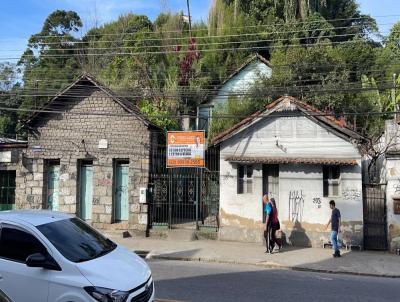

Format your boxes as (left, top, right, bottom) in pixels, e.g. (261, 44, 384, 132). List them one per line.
(0, 210, 154, 302)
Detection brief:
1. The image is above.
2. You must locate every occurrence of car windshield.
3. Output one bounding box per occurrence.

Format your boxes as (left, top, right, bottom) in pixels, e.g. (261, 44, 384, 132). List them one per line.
(37, 217, 117, 263)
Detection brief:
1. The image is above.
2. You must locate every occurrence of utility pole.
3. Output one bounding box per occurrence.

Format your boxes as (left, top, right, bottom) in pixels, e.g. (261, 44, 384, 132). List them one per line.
(35, 80, 39, 112)
(392, 73, 397, 121)
(234, 0, 238, 21)
(186, 0, 192, 38)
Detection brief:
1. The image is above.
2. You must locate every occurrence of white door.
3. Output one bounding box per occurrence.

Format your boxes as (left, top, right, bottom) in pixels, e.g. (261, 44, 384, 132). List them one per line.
(0, 225, 49, 302)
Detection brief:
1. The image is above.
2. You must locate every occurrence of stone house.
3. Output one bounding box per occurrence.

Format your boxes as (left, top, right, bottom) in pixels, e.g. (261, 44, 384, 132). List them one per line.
(0, 137, 27, 211)
(211, 96, 366, 247)
(17, 74, 160, 233)
(197, 53, 272, 134)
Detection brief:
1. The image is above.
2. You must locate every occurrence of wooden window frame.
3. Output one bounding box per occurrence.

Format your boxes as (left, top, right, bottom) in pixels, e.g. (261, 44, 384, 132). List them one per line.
(323, 166, 341, 197)
(237, 164, 253, 195)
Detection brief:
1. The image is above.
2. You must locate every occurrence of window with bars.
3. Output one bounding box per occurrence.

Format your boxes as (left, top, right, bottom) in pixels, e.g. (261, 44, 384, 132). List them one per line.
(237, 165, 253, 194)
(323, 166, 341, 197)
(0, 171, 16, 210)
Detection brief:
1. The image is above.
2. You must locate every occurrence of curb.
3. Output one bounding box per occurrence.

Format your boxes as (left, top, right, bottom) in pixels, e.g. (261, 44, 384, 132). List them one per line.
(148, 254, 400, 279)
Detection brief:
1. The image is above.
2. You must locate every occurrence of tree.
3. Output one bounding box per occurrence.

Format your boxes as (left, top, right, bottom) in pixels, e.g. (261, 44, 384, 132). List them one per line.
(318, 0, 377, 41)
(374, 22, 400, 81)
(208, 96, 268, 140)
(0, 63, 22, 136)
(18, 10, 83, 118)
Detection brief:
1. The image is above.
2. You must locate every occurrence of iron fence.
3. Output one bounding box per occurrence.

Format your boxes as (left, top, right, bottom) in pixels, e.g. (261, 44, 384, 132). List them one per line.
(363, 183, 387, 251)
(148, 145, 220, 230)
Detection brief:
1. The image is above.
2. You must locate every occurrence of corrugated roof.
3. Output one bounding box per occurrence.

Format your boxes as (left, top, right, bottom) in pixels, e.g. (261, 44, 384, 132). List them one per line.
(0, 137, 27, 149)
(0, 137, 27, 144)
(211, 95, 366, 146)
(225, 156, 358, 166)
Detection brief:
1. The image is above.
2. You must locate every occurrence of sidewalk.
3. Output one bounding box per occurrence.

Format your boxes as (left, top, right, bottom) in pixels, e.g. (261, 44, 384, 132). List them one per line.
(108, 235, 400, 278)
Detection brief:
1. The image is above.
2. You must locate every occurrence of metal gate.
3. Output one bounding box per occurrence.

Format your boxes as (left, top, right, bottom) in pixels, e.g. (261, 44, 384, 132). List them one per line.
(148, 146, 219, 230)
(363, 184, 387, 250)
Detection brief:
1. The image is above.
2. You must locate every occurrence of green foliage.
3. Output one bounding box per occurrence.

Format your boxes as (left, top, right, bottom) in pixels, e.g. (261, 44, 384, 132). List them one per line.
(374, 22, 400, 81)
(208, 96, 269, 140)
(1, 4, 397, 140)
(0, 63, 16, 91)
(139, 99, 178, 130)
(0, 63, 22, 136)
(17, 10, 83, 121)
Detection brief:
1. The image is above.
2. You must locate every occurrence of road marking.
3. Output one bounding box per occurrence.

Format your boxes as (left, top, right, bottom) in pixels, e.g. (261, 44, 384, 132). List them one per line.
(316, 276, 333, 281)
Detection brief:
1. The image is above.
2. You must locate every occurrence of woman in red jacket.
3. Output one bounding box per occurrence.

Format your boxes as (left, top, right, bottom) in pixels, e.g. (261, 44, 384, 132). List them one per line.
(270, 198, 282, 252)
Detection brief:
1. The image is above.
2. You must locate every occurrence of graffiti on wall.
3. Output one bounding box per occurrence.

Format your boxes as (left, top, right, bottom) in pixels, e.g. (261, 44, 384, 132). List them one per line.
(313, 197, 322, 209)
(343, 188, 362, 201)
(289, 190, 305, 222)
(393, 180, 400, 193)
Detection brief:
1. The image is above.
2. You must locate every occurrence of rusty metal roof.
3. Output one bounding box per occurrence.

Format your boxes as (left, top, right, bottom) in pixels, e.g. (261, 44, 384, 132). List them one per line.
(225, 156, 358, 166)
(0, 137, 27, 149)
(211, 95, 366, 146)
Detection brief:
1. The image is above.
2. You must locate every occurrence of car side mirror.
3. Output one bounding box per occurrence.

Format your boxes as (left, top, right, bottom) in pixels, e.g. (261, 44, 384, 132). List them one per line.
(26, 253, 61, 271)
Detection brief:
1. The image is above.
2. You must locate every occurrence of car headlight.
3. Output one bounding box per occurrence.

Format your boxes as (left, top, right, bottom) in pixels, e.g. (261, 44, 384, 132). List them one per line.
(84, 286, 129, 302)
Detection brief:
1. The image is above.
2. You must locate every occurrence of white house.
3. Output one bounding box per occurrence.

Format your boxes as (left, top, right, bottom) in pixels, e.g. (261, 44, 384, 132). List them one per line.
(197, 53, 272, 134)
(375, 119, 400, 252)
(212, 96, 366, 247)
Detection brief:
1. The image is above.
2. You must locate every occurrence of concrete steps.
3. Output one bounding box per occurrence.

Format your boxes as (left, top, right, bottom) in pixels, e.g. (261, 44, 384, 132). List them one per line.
(104, 228, 218, 242)
(150, 229, 198, 241)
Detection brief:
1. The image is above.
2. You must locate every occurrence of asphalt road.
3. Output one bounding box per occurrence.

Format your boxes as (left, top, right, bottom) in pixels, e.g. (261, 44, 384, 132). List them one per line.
(149, 260, 400, 302)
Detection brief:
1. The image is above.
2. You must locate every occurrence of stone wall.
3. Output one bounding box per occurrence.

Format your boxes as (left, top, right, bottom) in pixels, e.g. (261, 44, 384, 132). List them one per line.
(0, 148, 26, 209)
(17, 88, 155, 233)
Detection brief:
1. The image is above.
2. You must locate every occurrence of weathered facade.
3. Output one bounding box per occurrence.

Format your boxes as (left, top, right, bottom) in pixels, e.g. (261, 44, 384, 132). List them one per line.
(212, 96, 366, 247)
(377, 120, 400, 252)
(197, 54, 272, 134)
(16, 75, 159, 233)
(0, 138, 27, 211)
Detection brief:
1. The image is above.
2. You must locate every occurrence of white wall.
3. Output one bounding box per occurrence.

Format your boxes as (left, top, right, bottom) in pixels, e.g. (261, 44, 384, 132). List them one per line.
(378, 120, 400, 251)
(221, 115, 360, 158)
(211, 61, 272, 109)
(278, 163, 363, 225)
(219, 114, 363, 245)
(198, 60, 272, 133)
(384, 158, 400, 251)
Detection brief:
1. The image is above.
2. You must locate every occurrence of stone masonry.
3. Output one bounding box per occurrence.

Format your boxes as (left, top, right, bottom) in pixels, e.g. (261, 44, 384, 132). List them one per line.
(17, 76, 159, 233)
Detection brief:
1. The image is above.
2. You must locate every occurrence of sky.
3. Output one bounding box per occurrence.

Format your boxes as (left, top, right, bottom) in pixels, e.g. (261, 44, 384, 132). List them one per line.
(0, 0, 399, 63)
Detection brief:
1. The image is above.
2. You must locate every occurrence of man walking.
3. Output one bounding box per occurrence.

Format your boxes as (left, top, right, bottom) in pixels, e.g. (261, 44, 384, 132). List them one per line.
(326, 200, 341, 258)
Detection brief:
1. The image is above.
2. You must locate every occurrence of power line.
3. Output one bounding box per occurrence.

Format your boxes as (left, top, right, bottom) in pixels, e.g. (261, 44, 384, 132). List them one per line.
(2, 75, 393, 93)
(0, 32, 381, 53)
(11, 61, 399, 80)
(0, 39, 385, 60)
(0, 79, 395, 97)
(0, 102, 397, 119)
(3, 15, 394, 41)
(1, 23, 396, 50)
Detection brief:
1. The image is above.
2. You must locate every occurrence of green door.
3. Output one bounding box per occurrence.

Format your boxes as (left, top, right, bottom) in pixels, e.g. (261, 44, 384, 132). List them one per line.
(115, 164, 129, 221)
(0, 171, 16, 211)
(80, 164, 93, 220)
(47, 165, 60, 211)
